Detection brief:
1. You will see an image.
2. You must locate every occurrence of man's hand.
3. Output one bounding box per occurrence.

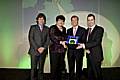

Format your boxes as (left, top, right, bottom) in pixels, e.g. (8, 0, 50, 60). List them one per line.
(85, 49, 90, 54)
(76, 43, 90, 54)
(76, 43, 83, 49)
(37, 47, 45, 54)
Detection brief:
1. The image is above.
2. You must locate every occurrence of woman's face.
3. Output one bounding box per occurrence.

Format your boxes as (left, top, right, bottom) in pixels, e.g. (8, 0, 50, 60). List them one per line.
(56, 19, 64, 27)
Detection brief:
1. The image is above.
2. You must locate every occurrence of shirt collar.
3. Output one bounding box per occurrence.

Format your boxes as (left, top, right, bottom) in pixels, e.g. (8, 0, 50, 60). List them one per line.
(73, 26, 78, 30)
(38, 24, 43, 27)
(38, 24, 44, 29)
(89, 24, 95, 31)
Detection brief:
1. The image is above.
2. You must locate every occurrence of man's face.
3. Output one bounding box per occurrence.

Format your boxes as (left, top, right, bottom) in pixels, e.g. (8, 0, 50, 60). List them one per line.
(71, 17, 78, 27)
(87, 16, 95, 27)
(56, 19, 64, 27)
(37, 17, 45, 25)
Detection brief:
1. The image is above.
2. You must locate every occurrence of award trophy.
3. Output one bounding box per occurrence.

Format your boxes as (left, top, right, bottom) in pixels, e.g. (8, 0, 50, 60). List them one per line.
(66, 36, 79, 49)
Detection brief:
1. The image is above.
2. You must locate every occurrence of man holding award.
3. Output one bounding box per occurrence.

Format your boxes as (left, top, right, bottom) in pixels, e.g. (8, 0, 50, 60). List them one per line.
(80, 14, 104, 80)
(67, 15, 86, 80)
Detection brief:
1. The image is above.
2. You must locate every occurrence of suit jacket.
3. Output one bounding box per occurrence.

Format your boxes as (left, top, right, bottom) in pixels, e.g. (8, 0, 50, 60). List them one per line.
(49, 25, 66, 53)
(67, 26, 86, 50)
(28, 24, 49, 56)
(85, 25, 104, 62)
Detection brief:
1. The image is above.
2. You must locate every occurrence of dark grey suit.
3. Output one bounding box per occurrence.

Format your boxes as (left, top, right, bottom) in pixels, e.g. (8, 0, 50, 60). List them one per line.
(85, 25, 104, 80)
(28, 24, 49, 80)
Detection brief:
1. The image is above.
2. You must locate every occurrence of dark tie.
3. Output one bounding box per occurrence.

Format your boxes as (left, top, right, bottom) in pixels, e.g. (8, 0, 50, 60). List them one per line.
(87, 28, 92, 41)
(88, 28, 92, 36)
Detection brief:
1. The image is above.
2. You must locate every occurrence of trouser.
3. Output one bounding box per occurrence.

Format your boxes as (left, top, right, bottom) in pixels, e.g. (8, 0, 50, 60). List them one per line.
(87, 55, 103, 80)
(67, 49, 84, 80)
(30, 51, 47, 80)
(50, 52, 65, 80)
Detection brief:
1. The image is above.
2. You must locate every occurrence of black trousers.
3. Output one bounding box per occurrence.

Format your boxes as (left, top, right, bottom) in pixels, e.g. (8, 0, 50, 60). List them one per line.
(61, 50, 67, 73)
(50, 52, 66, 80)
(67, 49, 84, 80)
(87, 55, 103, 80)
(30, 51, 47, 80)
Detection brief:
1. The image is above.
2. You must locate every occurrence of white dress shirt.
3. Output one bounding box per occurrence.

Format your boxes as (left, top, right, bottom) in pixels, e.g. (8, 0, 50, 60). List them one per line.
(39, 24, 43, 31)
(73, 26, 78, 36)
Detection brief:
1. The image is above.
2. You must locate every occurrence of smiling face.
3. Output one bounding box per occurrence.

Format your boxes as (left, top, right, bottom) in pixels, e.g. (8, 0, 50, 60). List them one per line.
(37, 17, 45, 25)
(71, 17, 79, 28)
(87, 16, 95, 27)
(56, 19, 64, 27)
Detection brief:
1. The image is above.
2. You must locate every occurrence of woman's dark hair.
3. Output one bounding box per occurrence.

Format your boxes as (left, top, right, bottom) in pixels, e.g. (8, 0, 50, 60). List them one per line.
(56, 15, 65, 22)
(36, 13, 46, 24)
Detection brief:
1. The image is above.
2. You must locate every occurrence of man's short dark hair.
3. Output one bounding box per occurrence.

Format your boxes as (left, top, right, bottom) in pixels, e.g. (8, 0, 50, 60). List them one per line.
(87, 14, 95, 20)
(36, 13, 46, 24)
(56, 15, 65, 22)
(71, 15, 79, 21)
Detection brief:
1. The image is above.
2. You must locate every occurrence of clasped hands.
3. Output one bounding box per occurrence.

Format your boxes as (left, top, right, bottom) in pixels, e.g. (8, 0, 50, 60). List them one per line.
(37, 47, 45, 54)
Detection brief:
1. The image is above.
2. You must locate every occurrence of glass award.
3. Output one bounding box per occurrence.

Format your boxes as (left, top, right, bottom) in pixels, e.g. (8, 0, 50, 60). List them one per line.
(66, 36, 79, 44)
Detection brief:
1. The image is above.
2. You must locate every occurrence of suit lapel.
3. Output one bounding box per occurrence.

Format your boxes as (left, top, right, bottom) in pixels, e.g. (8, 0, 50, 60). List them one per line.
(88, 25, 97, 41)
(90, 25, 97, 36)
(37, 24, 46, 32)
(71, 28, 74, 36)
(36, 25, 41, 31)
(75, 26, 80, 36)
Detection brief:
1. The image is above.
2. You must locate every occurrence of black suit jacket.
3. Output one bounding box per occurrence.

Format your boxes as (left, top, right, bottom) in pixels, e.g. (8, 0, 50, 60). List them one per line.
(28, 24, 49, 56)
(67, 26, 86, 50)
(49, 25, 66, 53)
(85, 25, 104, 62)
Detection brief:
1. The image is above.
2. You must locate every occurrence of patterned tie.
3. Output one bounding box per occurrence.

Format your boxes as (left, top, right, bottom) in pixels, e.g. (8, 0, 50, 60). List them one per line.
(87, 28, 92, 41)
(73, 28, 76, 36)
(88, 28, 92, 36)
(40, 26, 43, 31)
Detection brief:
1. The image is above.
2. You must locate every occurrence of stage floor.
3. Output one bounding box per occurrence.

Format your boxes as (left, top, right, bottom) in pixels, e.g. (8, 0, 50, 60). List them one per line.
(0, 67, 120, 80)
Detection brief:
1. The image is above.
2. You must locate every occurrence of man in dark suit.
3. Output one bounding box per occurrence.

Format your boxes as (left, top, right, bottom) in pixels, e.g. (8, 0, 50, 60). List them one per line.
(28, 13, 49, 80)
(80, 14, 104, 80)
(67, 15, 86, 80)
